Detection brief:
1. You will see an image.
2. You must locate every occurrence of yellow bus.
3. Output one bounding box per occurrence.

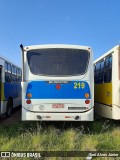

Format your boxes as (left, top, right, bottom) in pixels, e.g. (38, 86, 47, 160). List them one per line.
(94, 45, 120, 120)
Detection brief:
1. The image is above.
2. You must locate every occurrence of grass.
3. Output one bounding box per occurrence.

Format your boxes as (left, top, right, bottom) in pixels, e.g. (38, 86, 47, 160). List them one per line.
(0, 120, 120, 160)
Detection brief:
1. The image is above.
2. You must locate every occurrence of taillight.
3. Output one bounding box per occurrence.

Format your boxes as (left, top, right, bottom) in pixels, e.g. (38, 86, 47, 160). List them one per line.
(26, 99, 31, 104)
(85, 100, 90, 104)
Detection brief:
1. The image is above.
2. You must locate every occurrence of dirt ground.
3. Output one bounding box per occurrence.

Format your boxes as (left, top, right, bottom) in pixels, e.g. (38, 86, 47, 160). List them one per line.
(0, 106, 21, 126)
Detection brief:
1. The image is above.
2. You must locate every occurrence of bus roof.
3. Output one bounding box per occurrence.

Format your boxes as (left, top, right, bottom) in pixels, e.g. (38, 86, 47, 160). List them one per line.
(23, 44, 91, 51)
(0, 55, 21, 69)
(94, 45, 120, 64)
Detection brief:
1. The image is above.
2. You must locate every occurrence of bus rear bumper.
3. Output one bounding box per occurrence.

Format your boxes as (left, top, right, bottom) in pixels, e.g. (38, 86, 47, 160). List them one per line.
(22, 107, 94, 121)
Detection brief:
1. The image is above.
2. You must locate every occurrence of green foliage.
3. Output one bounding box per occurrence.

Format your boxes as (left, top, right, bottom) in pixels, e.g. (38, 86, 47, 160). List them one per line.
(0, 120, 120, 160)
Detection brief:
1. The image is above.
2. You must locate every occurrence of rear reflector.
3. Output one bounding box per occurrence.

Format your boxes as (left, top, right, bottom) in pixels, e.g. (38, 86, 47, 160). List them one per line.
(85, 100, 90, 104)
(65, 116, 71, 118)
(26, 99, 31, 104)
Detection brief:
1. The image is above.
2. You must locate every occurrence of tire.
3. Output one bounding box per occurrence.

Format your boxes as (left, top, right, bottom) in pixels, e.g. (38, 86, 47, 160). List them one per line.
(6, 99, 13, 118)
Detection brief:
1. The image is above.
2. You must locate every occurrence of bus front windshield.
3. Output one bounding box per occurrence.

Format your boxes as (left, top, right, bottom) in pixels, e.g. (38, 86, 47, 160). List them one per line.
(27, 48, 90, 76)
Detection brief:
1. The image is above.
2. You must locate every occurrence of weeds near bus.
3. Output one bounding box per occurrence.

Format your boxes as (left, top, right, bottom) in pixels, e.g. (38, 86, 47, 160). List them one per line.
(0, 120, 120, 160)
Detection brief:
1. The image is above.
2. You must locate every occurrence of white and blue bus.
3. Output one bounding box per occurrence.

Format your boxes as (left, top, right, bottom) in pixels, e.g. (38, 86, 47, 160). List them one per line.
(20, 44, 94, 121)
(0, 56, 21, 118)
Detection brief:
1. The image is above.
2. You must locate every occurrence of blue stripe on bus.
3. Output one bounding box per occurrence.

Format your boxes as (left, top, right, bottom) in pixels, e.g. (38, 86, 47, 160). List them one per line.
(4, 82, 21, 99)
(26, 81, 91, 99)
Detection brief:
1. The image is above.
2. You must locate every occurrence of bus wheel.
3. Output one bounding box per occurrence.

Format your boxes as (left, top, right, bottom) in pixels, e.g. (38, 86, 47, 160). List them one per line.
(6, 99, 13, 118)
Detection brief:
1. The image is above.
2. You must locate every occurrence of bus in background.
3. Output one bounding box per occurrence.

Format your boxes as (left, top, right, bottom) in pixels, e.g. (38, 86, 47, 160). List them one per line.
(0, 56, 21, 118)
(94, 45, 120, 120)
(20, 44, 94, 121)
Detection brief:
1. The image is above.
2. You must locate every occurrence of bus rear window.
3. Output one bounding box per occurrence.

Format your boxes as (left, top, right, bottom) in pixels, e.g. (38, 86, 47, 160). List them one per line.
(27, 48, 90, 76)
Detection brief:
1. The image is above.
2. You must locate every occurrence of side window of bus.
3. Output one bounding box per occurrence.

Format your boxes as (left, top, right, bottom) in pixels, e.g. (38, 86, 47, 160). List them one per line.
(104, 57, 109, 83)
(94, 63, 97, 83)
(16, 68, 22, 82)
(5, 62, 12, 82)
(108, 56, 112, 82)
(99, 60, 104, 83)
(19, 69, 22, 81)
(12, 66, 17, 82)
(104, 56, 112, 83)
(95, 62, 100, 83)
(5, 62, 8, 82)
(5, 62, 7, 72)
(94, 64, 98, 83)
(16, 68, 19, 82)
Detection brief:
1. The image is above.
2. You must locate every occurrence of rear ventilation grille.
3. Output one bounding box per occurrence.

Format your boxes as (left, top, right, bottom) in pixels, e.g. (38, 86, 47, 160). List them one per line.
(68, 107, 86, 110)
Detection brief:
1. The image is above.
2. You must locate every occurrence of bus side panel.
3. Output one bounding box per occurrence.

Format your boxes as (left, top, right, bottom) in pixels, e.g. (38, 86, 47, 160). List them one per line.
(4, 82, 21, 99)
(112, 81, 120, 119)
(95, 83, 112, 105)
(0, 82, 7, 114)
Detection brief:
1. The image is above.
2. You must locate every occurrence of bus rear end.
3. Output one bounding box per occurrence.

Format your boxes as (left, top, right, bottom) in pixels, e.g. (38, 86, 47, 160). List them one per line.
(21, 45, 94, 121)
